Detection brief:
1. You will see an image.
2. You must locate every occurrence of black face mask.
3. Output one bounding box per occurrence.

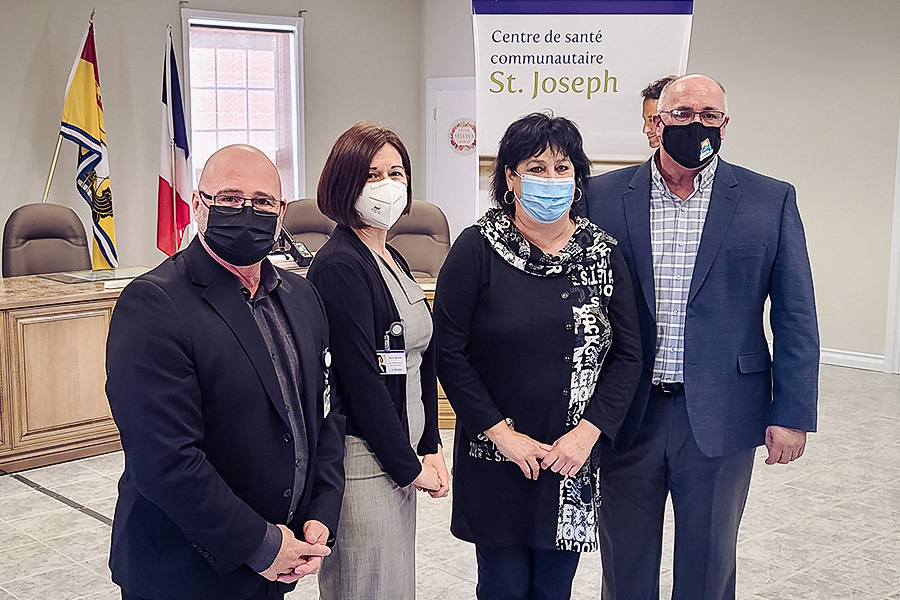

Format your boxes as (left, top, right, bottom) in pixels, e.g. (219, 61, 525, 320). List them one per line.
(660, 121, 722, 169)
(203, 206, 278, 266)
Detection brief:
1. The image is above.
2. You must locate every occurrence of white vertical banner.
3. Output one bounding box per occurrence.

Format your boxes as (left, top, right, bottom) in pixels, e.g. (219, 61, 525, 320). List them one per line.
(473, 0, 693, 161)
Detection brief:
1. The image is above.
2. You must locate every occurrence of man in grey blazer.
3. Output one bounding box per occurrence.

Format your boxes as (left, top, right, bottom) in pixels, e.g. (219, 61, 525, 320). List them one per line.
(585, 74, 819, 600)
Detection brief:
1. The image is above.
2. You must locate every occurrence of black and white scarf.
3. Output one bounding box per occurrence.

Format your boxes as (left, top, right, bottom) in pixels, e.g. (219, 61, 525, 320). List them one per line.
(473, 208, 618, 552)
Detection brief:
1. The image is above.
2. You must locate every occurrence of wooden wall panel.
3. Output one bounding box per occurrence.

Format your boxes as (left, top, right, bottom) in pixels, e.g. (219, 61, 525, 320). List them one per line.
(7, 301, 118, 450)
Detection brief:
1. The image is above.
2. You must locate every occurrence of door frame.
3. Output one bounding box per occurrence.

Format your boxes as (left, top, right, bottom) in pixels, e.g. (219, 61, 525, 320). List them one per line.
(884, 114, 900, 374)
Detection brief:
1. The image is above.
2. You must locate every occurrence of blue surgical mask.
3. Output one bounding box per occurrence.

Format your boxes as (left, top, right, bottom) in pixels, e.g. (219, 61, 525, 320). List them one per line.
(516, 173, 575, 223)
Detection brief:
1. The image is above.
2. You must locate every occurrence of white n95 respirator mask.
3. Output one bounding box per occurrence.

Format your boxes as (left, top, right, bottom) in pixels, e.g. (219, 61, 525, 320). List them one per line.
(354, 179, 407, 230)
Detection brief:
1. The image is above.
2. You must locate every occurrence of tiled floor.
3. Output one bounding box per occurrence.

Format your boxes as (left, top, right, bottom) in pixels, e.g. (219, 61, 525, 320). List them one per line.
(0, 364, 897, 599)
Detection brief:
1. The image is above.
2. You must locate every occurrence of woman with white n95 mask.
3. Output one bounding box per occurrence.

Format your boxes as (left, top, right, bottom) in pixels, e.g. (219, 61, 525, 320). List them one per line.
(307, 122, 449, 600)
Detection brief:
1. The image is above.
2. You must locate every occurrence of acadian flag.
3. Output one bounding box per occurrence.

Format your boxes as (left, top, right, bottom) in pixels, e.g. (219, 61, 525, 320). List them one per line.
(157, 26, 191, 256)
(60, 18, 117, 269)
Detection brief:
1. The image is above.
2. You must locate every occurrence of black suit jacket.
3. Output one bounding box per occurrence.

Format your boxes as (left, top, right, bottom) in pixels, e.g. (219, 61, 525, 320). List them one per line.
(106, 239, 345, 600)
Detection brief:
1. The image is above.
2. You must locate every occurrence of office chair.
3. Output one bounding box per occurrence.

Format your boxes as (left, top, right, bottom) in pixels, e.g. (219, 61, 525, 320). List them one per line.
(282, 198, 336, 252)
(387, 200, 451, 279)
(2, 203, 92, 277)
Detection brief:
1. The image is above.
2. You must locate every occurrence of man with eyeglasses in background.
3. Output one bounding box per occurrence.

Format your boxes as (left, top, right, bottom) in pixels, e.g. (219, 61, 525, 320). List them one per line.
(106, 144, 346, 600)
(585, 75, 819, 600)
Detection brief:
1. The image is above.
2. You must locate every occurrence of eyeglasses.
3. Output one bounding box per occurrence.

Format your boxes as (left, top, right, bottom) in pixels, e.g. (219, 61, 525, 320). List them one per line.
(658, 109, 727, 127)
(199, 191, 285, 215)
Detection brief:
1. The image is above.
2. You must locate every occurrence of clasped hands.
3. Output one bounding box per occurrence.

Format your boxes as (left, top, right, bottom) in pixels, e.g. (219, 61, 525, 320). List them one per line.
(485, 419, 601, 480)
(259, 521, 331, 583)
(412, 448, 451, 497)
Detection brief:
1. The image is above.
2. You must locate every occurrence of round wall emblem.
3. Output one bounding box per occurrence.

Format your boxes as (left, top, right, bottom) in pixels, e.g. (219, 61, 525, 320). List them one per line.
(448, 119, 476, 155)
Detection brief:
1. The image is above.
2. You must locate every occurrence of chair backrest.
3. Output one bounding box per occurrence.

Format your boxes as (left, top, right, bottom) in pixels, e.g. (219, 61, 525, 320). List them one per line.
(386, 200, 451, 279)
(2, 203, 92, 277)
(282, 199, 336, 252)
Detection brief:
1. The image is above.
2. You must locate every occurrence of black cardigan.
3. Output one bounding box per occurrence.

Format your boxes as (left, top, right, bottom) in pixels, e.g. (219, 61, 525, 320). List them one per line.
(307, 225, 440, 487)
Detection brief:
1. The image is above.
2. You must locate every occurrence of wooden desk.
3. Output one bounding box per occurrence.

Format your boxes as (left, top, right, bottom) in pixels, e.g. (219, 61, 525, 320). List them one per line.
(417, 279, 457, 430)
(0, 271, 457, 474)
(0, 275, 123, 473)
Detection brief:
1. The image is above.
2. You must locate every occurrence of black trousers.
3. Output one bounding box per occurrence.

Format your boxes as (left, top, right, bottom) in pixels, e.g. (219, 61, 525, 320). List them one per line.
(475, 543, 580, 600)
(598, 385, 755, 600)
(122, 580, 284, 600)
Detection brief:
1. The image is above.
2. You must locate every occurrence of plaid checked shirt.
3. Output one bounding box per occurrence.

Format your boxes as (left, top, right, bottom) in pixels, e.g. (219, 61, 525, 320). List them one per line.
(649, 155, 719, 384)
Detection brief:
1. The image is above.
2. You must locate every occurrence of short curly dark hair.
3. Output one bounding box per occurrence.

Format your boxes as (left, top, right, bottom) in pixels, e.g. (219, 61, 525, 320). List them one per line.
(490, 112, 591, 218)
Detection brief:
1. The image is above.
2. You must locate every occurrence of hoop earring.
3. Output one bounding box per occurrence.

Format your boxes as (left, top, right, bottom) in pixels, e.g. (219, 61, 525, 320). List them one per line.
(503, 190, 516, 205)
(573, 187, 583, 202)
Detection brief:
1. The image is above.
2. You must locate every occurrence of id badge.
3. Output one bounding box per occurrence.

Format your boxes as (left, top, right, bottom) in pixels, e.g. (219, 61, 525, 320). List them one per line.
(376, 350, 407, 375)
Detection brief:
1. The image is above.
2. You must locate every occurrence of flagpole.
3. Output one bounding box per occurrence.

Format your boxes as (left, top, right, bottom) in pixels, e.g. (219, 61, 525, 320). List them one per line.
(167, 26, 178, 252)
(171, 140, 177, 249)
(41, 134, 63, 203)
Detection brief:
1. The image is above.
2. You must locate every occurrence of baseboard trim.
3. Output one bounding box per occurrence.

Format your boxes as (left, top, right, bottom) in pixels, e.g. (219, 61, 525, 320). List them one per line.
(820, 348, 885, 372)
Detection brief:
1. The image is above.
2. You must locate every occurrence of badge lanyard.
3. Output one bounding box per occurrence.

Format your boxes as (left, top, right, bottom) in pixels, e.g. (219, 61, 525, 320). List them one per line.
(377, 321, 407, 375)
(322, 347, 332, 417)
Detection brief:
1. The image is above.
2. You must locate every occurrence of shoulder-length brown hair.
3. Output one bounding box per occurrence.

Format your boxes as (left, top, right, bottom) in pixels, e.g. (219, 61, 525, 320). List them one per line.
(317, 122, 412, 229)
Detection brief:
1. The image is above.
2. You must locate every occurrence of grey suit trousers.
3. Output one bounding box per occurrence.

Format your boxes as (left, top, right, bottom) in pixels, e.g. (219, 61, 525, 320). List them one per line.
(318, 435, 417, 600)
(598, 386, 755, 600)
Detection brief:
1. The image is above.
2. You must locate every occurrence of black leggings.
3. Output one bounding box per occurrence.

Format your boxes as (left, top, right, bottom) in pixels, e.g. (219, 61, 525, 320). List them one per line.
(475, 543, 580, 600)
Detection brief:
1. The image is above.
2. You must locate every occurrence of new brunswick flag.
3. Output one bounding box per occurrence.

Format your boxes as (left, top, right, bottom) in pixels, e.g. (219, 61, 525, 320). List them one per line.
(60, 19, 117, 268)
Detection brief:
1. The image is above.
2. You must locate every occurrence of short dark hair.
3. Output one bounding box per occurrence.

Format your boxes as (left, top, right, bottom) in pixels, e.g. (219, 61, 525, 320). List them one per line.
(317, 122, 412, 229)
(641, 75, 678, 101)
(491, 112, 591, 218)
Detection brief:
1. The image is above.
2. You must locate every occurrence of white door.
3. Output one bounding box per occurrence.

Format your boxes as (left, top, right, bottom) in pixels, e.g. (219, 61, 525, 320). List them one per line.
(425, 77, 476, 242)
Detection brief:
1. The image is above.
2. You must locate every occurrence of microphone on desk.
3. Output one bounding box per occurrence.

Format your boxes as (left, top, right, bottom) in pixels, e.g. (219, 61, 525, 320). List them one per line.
(276, 227, 313, 268)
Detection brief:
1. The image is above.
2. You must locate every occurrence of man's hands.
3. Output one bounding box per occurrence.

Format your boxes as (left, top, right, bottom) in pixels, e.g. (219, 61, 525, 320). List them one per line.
(418, 448, 450, 498)
(541, 419, 601, 477)
(485, 421, 553, 480)
(303, 519, 330, 545)
(259, 523, 331, 584)
(289, 520, 330, 582)
(765, 425, 807, 465)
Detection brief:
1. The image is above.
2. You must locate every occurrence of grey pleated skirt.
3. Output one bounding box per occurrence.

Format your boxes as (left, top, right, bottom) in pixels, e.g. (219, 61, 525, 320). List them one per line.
(318, 435, 417, 600)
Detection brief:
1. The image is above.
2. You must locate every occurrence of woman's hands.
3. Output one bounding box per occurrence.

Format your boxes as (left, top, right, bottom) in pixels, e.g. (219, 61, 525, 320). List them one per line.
(485, 420, 553, 480)
(413, 445, 450, 497)
(420, 447, 451, 497)
(412, 462, 441, 492)
(483, 418, 602, 480)
(541, 419, 601, 477)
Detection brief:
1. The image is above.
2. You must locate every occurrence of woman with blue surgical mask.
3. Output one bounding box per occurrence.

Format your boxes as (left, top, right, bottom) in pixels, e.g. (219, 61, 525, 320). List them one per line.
(433, 113, 643, 600)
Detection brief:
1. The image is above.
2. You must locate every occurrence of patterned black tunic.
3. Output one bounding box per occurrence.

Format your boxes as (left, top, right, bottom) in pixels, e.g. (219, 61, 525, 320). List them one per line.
(434, 209, 642, 551)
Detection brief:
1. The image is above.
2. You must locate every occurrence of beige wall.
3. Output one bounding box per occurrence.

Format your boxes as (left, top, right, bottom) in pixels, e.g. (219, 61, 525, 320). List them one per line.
(421, 0, 900, 360)
(687, 0, 900, 358)
(0, 0, 421, 270)
(2, 0, 898, 359)
(423, 0, 474, 80)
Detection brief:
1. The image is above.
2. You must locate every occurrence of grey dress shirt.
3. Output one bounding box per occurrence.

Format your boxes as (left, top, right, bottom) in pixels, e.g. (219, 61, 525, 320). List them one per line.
(242, 260, 309, 572)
